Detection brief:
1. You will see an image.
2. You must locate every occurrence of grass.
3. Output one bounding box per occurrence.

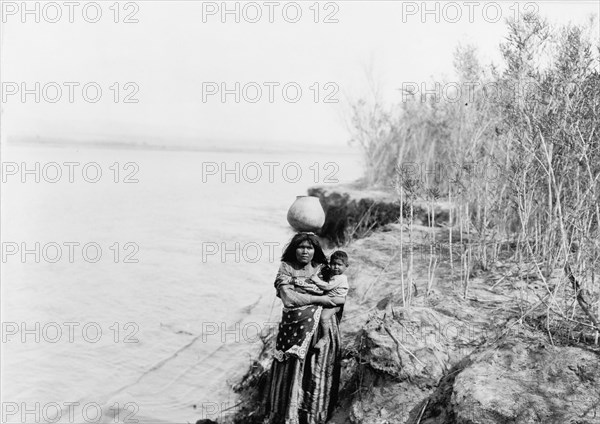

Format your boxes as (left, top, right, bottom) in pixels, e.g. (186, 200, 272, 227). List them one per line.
(345, 13, 600, 344)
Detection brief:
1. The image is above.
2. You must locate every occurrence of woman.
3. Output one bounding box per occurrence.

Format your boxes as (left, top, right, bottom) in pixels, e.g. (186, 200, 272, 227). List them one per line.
(264, 232, 346, 424)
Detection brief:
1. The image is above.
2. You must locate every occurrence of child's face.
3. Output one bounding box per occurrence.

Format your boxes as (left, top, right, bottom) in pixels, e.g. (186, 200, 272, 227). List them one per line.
(329, 259, 347, 275)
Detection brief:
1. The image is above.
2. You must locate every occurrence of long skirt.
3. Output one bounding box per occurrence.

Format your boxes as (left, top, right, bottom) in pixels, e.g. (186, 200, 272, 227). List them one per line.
(264, 308, 343, 424)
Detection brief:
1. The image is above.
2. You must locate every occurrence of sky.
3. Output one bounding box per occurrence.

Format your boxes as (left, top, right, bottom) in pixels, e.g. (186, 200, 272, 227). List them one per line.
(1, 0, 599, 148)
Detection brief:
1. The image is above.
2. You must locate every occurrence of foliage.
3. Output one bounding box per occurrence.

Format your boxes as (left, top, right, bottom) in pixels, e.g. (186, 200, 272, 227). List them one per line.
(346, 14, 600, 340)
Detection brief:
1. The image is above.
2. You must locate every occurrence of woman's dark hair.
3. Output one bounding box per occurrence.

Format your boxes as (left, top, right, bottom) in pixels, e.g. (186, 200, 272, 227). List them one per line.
(281, 232, 328, 266)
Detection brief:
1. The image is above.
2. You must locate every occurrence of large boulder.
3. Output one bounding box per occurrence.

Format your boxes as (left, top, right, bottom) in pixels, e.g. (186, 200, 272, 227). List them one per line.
(450, 338, 600, 424)
(332, 307, 476, 423)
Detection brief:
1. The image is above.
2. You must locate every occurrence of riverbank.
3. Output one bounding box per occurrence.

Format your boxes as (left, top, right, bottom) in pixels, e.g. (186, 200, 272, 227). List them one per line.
(211, 186, 600, 424)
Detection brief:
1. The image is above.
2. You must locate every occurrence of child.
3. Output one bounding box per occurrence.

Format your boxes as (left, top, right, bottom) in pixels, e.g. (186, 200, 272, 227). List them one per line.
(310, 250, 349, 349)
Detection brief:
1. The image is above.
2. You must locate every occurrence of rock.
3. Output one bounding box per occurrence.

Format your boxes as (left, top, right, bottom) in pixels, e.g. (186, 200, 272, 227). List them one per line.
(341, 308, 467, 423)
(450, 338, 600, 424)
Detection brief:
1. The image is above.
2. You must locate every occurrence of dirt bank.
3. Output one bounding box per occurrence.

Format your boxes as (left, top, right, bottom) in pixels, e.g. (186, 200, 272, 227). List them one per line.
(308, 183, 452, 246)
(209, 187, 600, 424)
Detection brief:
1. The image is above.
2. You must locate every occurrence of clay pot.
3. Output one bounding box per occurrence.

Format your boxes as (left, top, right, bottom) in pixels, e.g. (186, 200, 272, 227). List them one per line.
(287, 196, 325, 232)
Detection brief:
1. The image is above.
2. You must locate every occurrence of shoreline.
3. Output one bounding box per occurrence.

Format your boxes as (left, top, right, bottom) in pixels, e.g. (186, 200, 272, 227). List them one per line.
(203, 184, 600, 424)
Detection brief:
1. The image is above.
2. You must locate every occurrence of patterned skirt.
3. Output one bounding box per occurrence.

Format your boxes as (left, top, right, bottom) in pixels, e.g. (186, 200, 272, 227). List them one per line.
(264, 308, 343, 424)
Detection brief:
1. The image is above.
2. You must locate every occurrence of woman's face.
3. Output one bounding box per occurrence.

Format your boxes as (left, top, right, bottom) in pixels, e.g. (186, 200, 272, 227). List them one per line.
(295, 240, 315, 265)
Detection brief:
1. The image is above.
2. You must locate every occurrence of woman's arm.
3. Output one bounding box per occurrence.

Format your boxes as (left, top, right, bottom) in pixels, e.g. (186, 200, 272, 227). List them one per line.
(274, 262, 294, 291)
(278, 286, 336, 308)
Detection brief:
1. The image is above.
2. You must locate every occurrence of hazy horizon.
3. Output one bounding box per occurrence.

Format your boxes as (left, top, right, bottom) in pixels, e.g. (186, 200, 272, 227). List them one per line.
(2, 1, 599, 148)
(6, 132, 364, 155)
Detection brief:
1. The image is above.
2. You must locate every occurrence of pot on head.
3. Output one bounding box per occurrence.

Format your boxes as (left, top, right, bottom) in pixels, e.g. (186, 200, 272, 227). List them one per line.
(287, 196, 325, 232)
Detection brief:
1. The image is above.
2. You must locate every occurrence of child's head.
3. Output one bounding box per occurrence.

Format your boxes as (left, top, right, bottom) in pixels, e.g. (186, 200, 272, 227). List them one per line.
(329, 250, 348, 275)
